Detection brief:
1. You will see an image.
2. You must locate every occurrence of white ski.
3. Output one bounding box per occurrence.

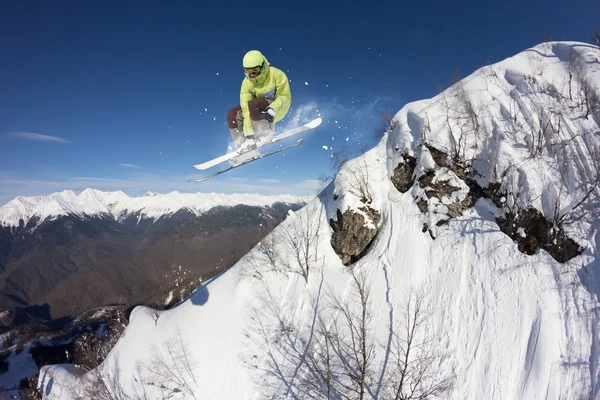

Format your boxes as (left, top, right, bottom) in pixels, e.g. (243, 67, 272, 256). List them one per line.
(188, 139, 303, 183)
(193, 117, 322, 170)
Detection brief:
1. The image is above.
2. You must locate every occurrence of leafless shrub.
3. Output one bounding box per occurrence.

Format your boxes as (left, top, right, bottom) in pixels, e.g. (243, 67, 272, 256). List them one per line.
(437, 75, 482, 163)
(144, 329, 198, 399)
(252, 269, 453, 400)
(422, 112, 433, 144)
(577, 75, 600, 119)
(438, 89, 457, 157)
(342, 157, 374, 205)
(302, 313, 336, 399)
(532, 109, 562, 157)
(455, 79, 482, 159)
(326, 271, 376, 400)
(382, 288, 454, 400)
(257, 233, 287, 274)
(241, 232, 289, 281)
(567, 49, 584, 101)
(69, 327, 198, 400)
(553, 168, 600, 228)
(280, 209, 322, 284)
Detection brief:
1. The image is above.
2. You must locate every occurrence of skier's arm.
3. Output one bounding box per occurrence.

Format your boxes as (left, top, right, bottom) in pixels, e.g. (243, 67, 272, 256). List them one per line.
(270, 70, 292, 122)
(240, 80, 254, 135)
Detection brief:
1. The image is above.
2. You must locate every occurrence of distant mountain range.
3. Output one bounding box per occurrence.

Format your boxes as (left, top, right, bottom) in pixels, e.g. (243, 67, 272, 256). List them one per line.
(0, 189, 306, 326)
(0, 188, 306, 228)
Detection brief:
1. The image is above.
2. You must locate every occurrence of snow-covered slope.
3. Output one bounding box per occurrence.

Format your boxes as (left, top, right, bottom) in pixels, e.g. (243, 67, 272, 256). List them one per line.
(0, 189, 307, 228)
(39, 42, 600, 399)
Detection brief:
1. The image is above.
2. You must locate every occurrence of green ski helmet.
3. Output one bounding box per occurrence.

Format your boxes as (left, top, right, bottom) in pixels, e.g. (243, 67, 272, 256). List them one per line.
(243, 50, 265, 68)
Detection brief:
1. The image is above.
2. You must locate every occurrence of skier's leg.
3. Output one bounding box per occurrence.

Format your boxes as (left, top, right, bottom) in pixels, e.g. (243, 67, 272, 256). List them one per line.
(248, 98, 274, 143)
(227, 105, 245, 148)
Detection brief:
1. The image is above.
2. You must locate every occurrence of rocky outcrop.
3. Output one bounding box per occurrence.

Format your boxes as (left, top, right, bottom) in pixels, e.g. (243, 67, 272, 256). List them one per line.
(417, 168, 475, 223)
(391, 154, 417, 193)
(330, 206, 381, 266)
(393, 144, 582, 263)
(496, 207, 582, 263)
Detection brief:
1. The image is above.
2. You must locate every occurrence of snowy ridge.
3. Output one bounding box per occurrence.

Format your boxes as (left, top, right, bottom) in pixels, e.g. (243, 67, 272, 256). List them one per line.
(0, 189, 307, 228)
(40, 42, 600, 399)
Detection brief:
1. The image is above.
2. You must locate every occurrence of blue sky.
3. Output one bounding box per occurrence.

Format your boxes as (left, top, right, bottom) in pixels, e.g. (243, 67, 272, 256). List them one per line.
(0, 0, 597, 204)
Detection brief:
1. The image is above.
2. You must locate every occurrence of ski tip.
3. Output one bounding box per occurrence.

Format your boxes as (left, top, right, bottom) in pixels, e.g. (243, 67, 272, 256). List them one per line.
(308, 117, 323, 128)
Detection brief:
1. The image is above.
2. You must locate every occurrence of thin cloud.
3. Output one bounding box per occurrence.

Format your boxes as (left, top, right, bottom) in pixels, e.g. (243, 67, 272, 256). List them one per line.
(258, 178, 282, 184)
(118, 164, 142, 169)
(227, 177, 249, 184)
(10, 132, 71, 143)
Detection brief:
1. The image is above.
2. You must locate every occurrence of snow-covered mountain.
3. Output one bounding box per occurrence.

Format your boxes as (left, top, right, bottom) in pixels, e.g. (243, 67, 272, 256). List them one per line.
(39, 41, 600, 399)
(0, 189, 307, 229)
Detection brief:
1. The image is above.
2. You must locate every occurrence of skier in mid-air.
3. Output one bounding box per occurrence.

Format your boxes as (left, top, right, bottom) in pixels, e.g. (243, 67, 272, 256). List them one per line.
(189, 51, 320, 182)
(226, 50, 292, 165)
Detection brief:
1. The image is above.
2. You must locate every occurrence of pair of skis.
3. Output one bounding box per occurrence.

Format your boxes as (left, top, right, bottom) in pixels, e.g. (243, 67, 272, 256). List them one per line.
(189, 117, 322, 183)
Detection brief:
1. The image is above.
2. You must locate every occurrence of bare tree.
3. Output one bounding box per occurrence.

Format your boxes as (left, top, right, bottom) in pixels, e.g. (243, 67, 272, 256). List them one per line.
(302, 313, 336, 399)
(576, 74, 600, 119)
(326, 271, 375, 400)
(240, 232, 289, 282)
(553, 167, 600, 228)
(342, 157, 374, 205)
(281, 209, 322, 284)
(454, 77, 482, 159)
(73, 328, 199, 399)
(567, 49, 584, 101)
(250, 270, 454, 400)
(438, 88, 457, 159)
(145, 329, 198, 399)
(383, 288, 454, 400)
(79, 367, 129, 400)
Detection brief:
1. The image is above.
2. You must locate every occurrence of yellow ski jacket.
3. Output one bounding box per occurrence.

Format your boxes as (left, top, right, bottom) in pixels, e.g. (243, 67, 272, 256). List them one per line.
(240, 57, 292, 134)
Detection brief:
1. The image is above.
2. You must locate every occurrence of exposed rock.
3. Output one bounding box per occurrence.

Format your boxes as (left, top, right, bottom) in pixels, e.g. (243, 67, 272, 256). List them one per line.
(330, 206, 381, 266)
(426, 145, 452, 168)
(391, 155, 417, 193)
(416, 199, 428, 213)
(418, 170, 459, 199)
(496, 207, 582, 263)
(417, 169, 473, 220)
(413, 161, 581, 263)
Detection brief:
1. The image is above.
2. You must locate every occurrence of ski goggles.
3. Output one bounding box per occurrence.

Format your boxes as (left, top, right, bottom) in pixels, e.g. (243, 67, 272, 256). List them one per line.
(244, 66, 262, 77)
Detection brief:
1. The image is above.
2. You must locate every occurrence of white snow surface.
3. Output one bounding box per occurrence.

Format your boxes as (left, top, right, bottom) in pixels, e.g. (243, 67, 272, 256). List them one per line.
(39, 42, 600, 399)
(0, 189, 307, 228)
